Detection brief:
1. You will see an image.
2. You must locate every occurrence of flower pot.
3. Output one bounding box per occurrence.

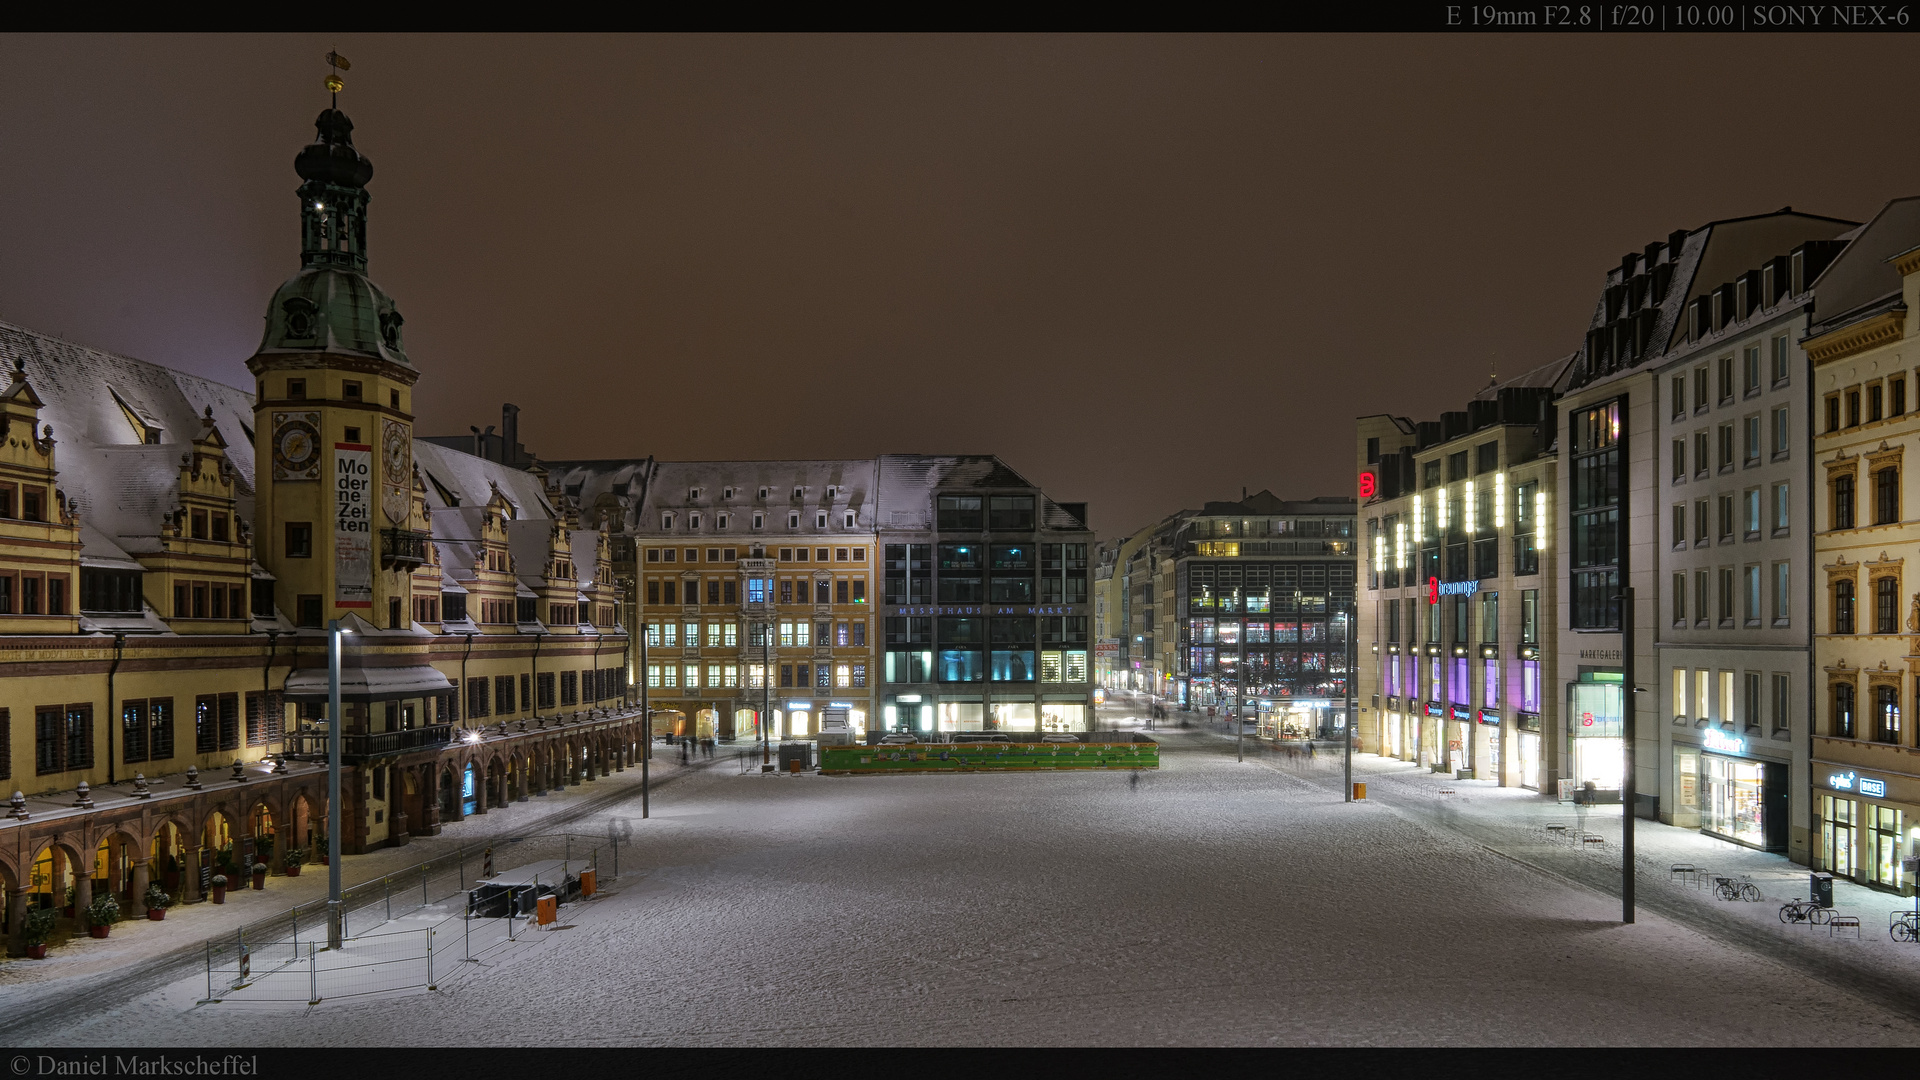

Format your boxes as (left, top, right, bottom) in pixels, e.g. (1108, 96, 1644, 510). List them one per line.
(211, 886, 226, 905)
(283, 865, 301, 878)
(251, 871, 266, 891)
(147, 908, 166, 921)
(87, 924, 110, 939)
(25, 944, 47, 959)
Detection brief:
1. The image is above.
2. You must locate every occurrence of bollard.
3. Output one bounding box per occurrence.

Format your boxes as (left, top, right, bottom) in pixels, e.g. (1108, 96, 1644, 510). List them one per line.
(423, 869, 430, 907)
(426, 928, 436, 991)
(309, 942, 319, 1005)
(385, 876, 392, 920)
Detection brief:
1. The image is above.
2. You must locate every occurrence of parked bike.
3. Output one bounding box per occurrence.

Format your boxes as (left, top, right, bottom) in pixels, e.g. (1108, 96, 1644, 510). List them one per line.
(1892, 912, 1919, 942)
(1714, 876, 1762, 902)
(1779, 897, 1831, 925)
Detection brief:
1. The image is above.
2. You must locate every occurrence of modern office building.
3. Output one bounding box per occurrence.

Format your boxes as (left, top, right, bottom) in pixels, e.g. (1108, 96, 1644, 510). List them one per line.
(1357, 369, 1566, 787)
(1805, 196, 1920, 891)
(875, 455, 1095, 735)
(1170, 492, 1357, 737)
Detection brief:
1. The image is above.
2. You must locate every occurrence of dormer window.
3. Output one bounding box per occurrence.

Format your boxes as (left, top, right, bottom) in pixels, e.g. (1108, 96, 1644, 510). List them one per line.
(844, 511, 856, 528)
(689, 488, 701, 502)
(343, 381, 362, 402)
(758, 487, 769, 500)
(723, 487, 735, 500)
(752, 512, 765, 530)
(662, 512, 675, 530)
(816, 511, 829, 529)
(689, 512, 702, 530)
(794, 487, 805, 500)
(826, 486, 838, 500)
(717, 513, 730, 530)
(788, 511, 800, 530)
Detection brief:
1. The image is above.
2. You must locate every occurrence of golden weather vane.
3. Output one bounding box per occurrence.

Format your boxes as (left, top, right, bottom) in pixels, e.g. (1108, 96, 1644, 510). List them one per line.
(325, 50, 350, 104)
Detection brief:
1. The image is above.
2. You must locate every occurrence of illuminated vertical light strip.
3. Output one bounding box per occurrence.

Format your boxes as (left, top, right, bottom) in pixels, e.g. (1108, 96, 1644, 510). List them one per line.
(1535, 491, 1547, 547)
(1464, 480, 1477, 535)
(1395, 522, 1407, 570)
(1412, 492, 1424, 544)
(1437, 487, 1449, 532)
(1374, 534, 1386, 576)
(1493, 473, 1507, 529)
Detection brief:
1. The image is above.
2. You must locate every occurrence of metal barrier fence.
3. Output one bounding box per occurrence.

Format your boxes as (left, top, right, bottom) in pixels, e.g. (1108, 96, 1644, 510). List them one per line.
(200, 832, 616, 1005)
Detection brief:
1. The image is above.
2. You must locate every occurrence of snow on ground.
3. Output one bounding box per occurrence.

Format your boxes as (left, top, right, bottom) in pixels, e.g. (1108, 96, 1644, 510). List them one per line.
(19, 714, 1920, 1047)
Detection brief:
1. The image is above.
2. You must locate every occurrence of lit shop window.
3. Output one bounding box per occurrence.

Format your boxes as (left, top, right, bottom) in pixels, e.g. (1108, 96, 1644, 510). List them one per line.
(646, 664, 661, 688)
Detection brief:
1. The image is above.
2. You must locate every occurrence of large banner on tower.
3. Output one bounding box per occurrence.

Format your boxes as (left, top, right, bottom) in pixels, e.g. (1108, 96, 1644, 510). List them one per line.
(335, 442, 373, 609)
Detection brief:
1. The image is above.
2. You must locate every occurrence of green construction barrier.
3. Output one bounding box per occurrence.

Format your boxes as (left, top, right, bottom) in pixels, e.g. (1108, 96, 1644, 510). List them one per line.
(819, 738, 1158, 774)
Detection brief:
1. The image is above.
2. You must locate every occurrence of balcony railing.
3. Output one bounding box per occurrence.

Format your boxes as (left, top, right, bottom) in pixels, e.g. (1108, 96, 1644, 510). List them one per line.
(288, 722, 453, 762)
(381, 528, 431, 571)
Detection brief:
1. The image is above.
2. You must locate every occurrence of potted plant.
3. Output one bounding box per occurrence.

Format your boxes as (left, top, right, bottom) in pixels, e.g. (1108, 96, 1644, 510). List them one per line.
(22, 908, 57, 959)
(315, 833, 329, 866)
(250, 862, 268, 890)
(256, 834, 275, 869)
(214, 845, 236, 877)
(84, 894, 120, 939)
(282, 847, 307, 878)
(210, 874, 228, 904)
(62, 884, 75, 918)
(144, 884, 171, 921)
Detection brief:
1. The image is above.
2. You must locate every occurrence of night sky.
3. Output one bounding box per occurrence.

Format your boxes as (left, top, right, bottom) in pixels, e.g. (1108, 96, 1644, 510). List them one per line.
(3, 35, 1915, 536)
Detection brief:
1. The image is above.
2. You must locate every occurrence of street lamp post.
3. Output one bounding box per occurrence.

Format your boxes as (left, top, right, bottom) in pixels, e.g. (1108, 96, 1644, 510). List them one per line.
(762, 619, 774, 772)
(639, 614, 649, 819)
(326, 619, 345, 950)
(1344, 600, 1356, 802)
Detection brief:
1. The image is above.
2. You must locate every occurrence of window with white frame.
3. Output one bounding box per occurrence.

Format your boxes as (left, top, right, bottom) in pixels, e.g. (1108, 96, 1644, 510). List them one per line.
(718, 513, 730, 530)
(844, 511, 855, 528)
(662, 512, 674, 530)
(788, 512, 800, 530)
(753, 512, 765, 530)
(816, 511, 828, 528)
(689, 512, 702, 530)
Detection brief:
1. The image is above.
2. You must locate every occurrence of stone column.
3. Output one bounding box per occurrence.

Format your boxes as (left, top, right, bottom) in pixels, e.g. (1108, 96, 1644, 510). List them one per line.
(130, 859, 151, 917)
(534, 747, 549, 795)
(422, 767, 443, 835)
(73, 874, 92, 921)
(8, 885, 30, 956)
(185, 847, 204, 903)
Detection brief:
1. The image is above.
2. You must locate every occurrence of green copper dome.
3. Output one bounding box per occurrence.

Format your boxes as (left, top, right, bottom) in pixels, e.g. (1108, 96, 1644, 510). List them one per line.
(258, 265, 409, 366)
(253, 108, 411, 367)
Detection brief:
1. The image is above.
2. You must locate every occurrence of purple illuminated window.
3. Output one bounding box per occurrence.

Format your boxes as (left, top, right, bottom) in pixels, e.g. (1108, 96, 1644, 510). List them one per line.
(1521, 660, 1541, 712)
(1451, 657, 1469, 705)
(1483, 659, 1500, 708)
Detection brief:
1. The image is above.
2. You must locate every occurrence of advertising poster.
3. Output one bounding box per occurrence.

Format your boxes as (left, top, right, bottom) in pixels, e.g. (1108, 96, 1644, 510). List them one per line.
(335, 442, 373, 609)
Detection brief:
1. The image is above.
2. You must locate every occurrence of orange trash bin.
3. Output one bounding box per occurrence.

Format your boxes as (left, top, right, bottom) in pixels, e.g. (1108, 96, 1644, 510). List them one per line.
(579, 869, 596, 898)
(1352, 782, 1367, 800)
(535, 894, 557, 926)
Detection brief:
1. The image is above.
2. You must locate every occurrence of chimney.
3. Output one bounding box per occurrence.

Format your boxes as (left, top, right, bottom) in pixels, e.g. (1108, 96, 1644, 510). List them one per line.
(502, 403, 521, 466)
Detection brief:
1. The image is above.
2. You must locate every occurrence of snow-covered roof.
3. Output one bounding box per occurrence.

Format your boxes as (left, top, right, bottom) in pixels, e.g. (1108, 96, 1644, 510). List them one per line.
(1806, 196, 1920, 339)
(0, 320, 259, 540)
(632, 459, 878, 537)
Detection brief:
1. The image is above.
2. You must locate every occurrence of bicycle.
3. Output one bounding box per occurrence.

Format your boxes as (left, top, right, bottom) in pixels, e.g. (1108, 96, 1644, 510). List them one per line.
(1714, 876, 1762, 902)
(1779, 897, 1831, 925)
(1893, 912, 1919, 942)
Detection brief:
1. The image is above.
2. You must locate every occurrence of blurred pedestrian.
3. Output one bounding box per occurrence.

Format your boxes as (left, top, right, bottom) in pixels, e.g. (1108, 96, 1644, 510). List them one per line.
(1129, 770, 1140, 792)
(680, 739, 690, 765)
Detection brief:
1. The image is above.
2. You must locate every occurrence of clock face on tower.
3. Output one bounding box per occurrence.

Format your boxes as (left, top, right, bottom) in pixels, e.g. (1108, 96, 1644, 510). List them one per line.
(381, 417, 412, 526)
(271, 412, 322, 480)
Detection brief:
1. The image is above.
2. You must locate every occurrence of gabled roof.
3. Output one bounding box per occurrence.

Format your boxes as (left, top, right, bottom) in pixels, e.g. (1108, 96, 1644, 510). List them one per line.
(0, 319, 259, 542)
(1807, 195, 1920, 339)
(875, 454, 1039, 530)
